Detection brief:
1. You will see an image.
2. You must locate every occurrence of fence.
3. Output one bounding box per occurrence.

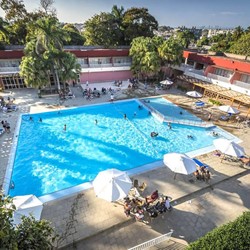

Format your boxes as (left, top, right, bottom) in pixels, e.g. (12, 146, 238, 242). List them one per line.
(128, 231, 173, 250)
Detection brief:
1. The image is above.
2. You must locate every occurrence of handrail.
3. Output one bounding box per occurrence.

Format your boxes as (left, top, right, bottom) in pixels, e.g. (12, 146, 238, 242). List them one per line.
(128, 231, 173, 250)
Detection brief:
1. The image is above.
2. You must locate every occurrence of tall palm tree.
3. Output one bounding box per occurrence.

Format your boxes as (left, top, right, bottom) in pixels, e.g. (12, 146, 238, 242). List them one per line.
(21, 17, 80, 92)
(31, 17, 70, 90)
(0, 17, 9, 43)
(33, 17, 69, 54)
(111, 5, 125, 45)
(158, 37, 183, 78)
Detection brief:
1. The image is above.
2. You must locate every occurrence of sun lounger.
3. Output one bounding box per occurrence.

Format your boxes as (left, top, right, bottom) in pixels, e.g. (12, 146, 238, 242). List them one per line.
(239, 156, 250, 166)
(193, 158, 209, 169)
(0, 128, 5, 136)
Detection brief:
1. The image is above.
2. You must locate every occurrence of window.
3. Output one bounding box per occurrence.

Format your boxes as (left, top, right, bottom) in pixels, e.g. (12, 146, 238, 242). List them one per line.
(240, 74, 250, 84)
(214, 68, 232, 78)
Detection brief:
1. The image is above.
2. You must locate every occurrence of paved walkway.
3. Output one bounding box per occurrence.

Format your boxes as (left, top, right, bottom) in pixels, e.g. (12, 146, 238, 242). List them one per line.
(0, 83, 250, 249)
(63, 171, 250, 250)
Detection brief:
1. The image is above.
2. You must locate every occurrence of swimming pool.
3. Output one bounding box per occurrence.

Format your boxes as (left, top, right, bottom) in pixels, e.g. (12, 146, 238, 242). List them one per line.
(7, 98, 238, 198)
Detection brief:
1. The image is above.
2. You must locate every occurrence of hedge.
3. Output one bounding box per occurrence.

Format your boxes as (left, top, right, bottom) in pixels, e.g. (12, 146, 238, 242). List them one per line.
(187, 211, 250, 250)
(208, 98, 222, 106)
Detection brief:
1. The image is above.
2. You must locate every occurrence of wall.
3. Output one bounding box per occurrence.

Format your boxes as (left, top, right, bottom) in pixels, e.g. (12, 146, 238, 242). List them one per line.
(79, 70, 132, 83)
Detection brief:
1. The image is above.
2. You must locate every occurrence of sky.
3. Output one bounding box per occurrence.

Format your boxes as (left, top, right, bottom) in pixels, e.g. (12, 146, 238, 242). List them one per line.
(0, 0, 250, 28)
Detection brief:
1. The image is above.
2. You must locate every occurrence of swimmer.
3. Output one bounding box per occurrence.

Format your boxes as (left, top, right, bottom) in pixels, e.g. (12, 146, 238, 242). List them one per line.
(187, 135, 193, 139)
(212, 131, 218, 137)
(124, 114, 127, 119)
(134, 112, 137, 117)
(179, 111, 183, 115)
(39, 118, 42, 122)
(150, 132, 158, 138)
(64, 124, 67, 131)
(138, 105, 143, 110)
(95, 119, 98, 125)
(29, 116, 33, 121)
(168, 122, 172, 129)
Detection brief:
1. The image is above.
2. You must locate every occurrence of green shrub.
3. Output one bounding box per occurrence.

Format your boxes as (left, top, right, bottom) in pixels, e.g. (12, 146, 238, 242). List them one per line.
(187, 211, 250, 250)
(177, 85, 188, 92)
(208, 98, 222, 106)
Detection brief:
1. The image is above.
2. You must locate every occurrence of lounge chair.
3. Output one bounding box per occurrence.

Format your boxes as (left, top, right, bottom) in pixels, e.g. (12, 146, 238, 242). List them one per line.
(193, 158, 209, 169)
(239, 156, 250, 166)
(220, 113, 232, 121)
(0, 128, 5, 136)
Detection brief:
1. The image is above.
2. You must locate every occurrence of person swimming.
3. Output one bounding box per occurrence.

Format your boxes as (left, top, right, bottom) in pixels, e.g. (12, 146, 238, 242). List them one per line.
(150, 132, 158, 137)
(187, 135, 193, 139)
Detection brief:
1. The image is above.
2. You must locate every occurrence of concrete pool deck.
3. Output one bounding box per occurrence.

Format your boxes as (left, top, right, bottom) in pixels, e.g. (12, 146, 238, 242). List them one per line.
(0, 82, 250, 249)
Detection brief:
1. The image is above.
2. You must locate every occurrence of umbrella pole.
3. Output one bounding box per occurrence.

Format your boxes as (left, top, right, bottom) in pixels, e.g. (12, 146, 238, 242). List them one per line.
(221, 154, 225, 163)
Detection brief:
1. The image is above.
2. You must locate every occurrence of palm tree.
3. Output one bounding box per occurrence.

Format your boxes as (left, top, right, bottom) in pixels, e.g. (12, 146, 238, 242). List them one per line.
(158, 37, 183, 78)
(0, 17, 9, 44)
(21, 17, 80, 92)
(111, 5, 125, 45)
(32, 17, 70, 90)
(57, 51, 81, 89)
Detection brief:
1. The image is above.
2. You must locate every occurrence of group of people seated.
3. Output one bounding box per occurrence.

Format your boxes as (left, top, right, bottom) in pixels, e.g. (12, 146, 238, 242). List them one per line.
(0, 96, 18, 113)
(193, 166, 210, 183)
(59, 88, 74, 100)
(113, 80, 123, 87)
(123, 190, 172, 223)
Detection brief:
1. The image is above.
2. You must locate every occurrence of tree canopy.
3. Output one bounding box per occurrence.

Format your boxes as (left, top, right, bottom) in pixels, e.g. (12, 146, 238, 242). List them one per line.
(229, 32, 250, 56)
(0, 191, 56, 249)
(129, 36, 183, 80)
(20, 16, 81, 90)
(187, 211, 250, 250)
(83, 6, 158, 46)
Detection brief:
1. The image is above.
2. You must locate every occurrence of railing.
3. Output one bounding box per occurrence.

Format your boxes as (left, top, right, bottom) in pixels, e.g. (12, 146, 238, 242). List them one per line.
(233, 80, 250, 90)
(164, 118, 213, 128)
(128, 231, 173, 250)
(207, 73, 231, 83)
(0, 66, 20, 72)
(185, 71, 212, 82)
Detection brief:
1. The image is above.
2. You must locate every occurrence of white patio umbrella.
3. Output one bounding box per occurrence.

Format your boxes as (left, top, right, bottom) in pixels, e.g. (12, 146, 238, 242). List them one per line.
(186, 91, 203, 98)
(213, 138, 245, 158)
(163, 153, 197, 179)
(92, 168, 132, 202)
(160, 79, 173, 85)
(12, 195, 43, 225)
(218, 105, 240, 114)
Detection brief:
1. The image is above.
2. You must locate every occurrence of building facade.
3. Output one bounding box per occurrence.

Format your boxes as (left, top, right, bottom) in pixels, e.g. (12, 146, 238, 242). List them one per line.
(174, 50, 250, 96)
(0, 46, 132, 90)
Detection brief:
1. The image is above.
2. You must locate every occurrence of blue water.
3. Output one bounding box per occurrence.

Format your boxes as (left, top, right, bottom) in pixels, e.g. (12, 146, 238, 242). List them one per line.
(9, 98, 235, 197)
(145, 97, 202, 122)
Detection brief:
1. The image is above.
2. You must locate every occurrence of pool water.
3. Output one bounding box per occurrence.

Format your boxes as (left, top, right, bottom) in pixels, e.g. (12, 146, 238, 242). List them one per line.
(146, 97, 202, 122)
(9, 98, 236, 197)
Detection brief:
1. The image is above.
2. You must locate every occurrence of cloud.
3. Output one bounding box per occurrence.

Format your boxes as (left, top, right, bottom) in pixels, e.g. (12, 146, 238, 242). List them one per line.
(219, 11, 240, 15)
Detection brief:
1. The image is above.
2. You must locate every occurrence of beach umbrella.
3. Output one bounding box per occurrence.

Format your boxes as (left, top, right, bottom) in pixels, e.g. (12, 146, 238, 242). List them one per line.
(160, 79, 173, 85)
(213, 138, 245, 158)
(12, 195, 43, 225)
(186, 91, 203, 98)
(218, 105, 240, 114)
(163, 153, 197, 179)
(92, 169, 132, 202)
